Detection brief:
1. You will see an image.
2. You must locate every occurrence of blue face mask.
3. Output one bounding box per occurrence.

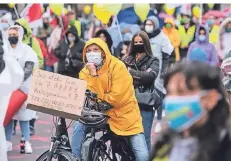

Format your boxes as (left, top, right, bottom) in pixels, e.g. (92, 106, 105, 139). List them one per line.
(198, 35, 206, 42)
(207, 19, 214, 26)
(226, 28, 231, 33)
(163, 92, 206, 132)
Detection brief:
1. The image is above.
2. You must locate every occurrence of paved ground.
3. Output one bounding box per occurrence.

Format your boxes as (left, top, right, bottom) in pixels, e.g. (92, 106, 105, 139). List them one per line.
(8, 112, 166, 161)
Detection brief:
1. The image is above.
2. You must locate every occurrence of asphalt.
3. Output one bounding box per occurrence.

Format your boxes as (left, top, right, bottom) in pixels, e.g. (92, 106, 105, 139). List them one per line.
(8, 112, 166, 161)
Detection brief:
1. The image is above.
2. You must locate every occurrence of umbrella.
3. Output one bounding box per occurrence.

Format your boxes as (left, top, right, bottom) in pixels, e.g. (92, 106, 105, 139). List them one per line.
(203, 10, 226, 19)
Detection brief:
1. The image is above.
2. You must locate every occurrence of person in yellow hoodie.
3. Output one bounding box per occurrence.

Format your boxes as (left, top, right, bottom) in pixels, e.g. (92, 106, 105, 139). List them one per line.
(14, 18, 44, 69)
(71, 38, 149, 161)
(163, 17, 181, 62)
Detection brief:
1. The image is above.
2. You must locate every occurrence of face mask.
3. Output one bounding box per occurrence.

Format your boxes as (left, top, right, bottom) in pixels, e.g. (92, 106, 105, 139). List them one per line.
(165, 23, 172, 29)
(8, 36, 19, 45)
(182, 17, 189, 24)
(95, 20, 101, 27)
(198, 35, 206, 42)
(68, 36, 76, 42)
(145, 25, 154, 33)
(207, 19, 214, 26)
(133, 44, 145, 53)
(43, 22, 49, 29)
(0, 23, 9, 31)
(226, 28, 231, 33)
(163, 92, 207, 132)
(86, 51, 103, 66)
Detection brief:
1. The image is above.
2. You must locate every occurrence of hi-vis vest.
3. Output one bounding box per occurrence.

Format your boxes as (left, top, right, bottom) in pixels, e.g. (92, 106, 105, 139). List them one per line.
(72, 20, 82, 37)
(178, 25, 196, 48)
(209, 25, 219, 45)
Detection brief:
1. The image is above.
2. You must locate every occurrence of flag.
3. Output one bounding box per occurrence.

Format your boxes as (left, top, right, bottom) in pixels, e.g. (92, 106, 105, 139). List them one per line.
(20, 4, 43, 28)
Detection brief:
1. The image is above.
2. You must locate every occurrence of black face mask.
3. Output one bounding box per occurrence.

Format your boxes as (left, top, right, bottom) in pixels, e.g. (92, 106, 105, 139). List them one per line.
(8, 36, 19, 45)
(133, 44, 145, 53)
(43, 22, 49, 29)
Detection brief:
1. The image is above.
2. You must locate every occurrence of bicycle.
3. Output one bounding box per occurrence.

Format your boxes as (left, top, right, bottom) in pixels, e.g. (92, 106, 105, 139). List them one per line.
(79, 90, 136, 161)
(36, 116, 76, 161)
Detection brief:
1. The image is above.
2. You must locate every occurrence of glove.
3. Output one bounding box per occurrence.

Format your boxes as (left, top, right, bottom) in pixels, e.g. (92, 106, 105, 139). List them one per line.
(98, 100, 113, 112)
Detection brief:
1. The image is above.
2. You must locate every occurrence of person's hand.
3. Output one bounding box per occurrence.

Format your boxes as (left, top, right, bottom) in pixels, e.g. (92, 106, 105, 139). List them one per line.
(86, 63, 97, 76)
(69, 42, 74, 48)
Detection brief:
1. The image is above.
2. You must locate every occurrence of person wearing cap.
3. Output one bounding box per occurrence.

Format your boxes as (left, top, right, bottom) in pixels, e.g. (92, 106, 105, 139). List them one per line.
(37, 13, 53, 46)
(177, 6, 196, 59)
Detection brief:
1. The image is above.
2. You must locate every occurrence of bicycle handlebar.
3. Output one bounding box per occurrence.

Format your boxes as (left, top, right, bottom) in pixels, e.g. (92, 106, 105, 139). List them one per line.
(84, 90, 112, 112)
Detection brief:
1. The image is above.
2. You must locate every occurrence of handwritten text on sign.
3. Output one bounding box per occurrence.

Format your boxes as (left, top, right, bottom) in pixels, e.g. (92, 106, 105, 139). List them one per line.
(27, 69, 87, 116)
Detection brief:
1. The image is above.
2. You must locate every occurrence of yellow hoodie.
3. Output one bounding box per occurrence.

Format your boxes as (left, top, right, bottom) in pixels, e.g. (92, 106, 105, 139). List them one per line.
(163, 18, 181, 61)
(79, 38, 143, 136)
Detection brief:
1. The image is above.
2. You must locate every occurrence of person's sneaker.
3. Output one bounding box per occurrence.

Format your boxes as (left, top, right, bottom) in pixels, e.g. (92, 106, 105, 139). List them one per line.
(155, 122, 162, 133)
(25, 142, 33, 154)
(7, 141, 12, 152)
(30, 126, 35, 136)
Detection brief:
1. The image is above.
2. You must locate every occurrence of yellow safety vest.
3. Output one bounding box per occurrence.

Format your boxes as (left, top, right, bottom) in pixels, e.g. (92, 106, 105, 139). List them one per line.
(73, 20, 82, 37)
(178, 25, 196, 48)
(209, 25, 219, 45)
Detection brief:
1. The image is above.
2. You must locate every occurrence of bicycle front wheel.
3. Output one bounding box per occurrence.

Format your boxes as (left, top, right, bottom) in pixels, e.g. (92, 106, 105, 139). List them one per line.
(36, 149, 76, 161)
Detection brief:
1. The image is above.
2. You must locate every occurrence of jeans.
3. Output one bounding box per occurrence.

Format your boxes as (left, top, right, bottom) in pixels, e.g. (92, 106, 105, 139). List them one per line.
(140, 109, 154, 151)
(71, 121, 149, 161)
(45, 66, 54, 72)
(5, 120, 30, 141)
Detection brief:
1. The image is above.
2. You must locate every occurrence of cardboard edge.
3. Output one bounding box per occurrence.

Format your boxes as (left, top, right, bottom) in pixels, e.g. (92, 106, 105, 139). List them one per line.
(27, 104, 80, 121)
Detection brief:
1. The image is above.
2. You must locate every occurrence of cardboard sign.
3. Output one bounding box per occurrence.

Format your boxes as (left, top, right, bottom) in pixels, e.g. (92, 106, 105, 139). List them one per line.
(27, 69, 87, 120)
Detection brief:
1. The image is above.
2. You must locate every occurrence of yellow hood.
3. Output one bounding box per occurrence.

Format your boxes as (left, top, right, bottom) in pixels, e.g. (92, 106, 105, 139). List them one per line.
(82, 38, 112, 74)
(164, 17, 175, 27)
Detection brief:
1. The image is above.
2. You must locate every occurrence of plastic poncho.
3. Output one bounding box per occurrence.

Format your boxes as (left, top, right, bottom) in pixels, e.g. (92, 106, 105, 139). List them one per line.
(6, 25, 38, 121)
(15, 18, 44, 69)
(0, 45, 24, 161)
(79, 38, 143, 136)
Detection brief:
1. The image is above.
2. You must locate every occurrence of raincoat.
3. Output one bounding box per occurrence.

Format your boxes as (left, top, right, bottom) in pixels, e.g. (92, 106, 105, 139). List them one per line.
(163, 18, 181, 61)
(6, 25, 38, 121)
(15, 18, 43, 69)
(79, 38, 143, 136)
(218, 17, 231, 59)
(0, 44, 24, 161)
(187, 24, 218, 66)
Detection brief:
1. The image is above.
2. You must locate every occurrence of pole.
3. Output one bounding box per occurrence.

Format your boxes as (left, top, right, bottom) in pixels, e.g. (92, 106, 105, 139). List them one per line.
(115, 16, 123, 42)
(199, 3, 203, 24)
(13, 5, 20, 18)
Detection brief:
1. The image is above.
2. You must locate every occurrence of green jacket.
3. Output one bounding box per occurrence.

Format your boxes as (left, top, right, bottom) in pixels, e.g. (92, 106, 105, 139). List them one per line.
(15, 18, 44, 69)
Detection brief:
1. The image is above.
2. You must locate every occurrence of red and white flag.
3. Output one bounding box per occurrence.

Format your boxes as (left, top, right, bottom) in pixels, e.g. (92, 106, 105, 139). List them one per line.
(20, 4, 43, 28)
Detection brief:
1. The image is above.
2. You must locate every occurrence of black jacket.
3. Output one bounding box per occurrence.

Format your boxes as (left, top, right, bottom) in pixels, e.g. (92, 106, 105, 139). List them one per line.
(55, 25, 85, 78)
(123, 54, 159, 89)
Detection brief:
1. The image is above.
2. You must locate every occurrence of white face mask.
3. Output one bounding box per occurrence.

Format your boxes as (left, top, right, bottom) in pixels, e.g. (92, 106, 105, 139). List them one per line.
(68, 36, 76, 42)
(86, 51, 103, 66)
(145, 25, 154, 33)
(95, 20, 101, 27)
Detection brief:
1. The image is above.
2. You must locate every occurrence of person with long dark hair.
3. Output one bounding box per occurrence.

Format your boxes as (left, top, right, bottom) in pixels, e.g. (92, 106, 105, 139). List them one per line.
(150, 61, 231, 161)
(94, 29, 116, 56)
(123, 31, 159, 151)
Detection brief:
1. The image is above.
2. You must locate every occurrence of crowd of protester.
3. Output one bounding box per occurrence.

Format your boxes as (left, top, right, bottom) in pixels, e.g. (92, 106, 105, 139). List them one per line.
(1, 3, 231, 161)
